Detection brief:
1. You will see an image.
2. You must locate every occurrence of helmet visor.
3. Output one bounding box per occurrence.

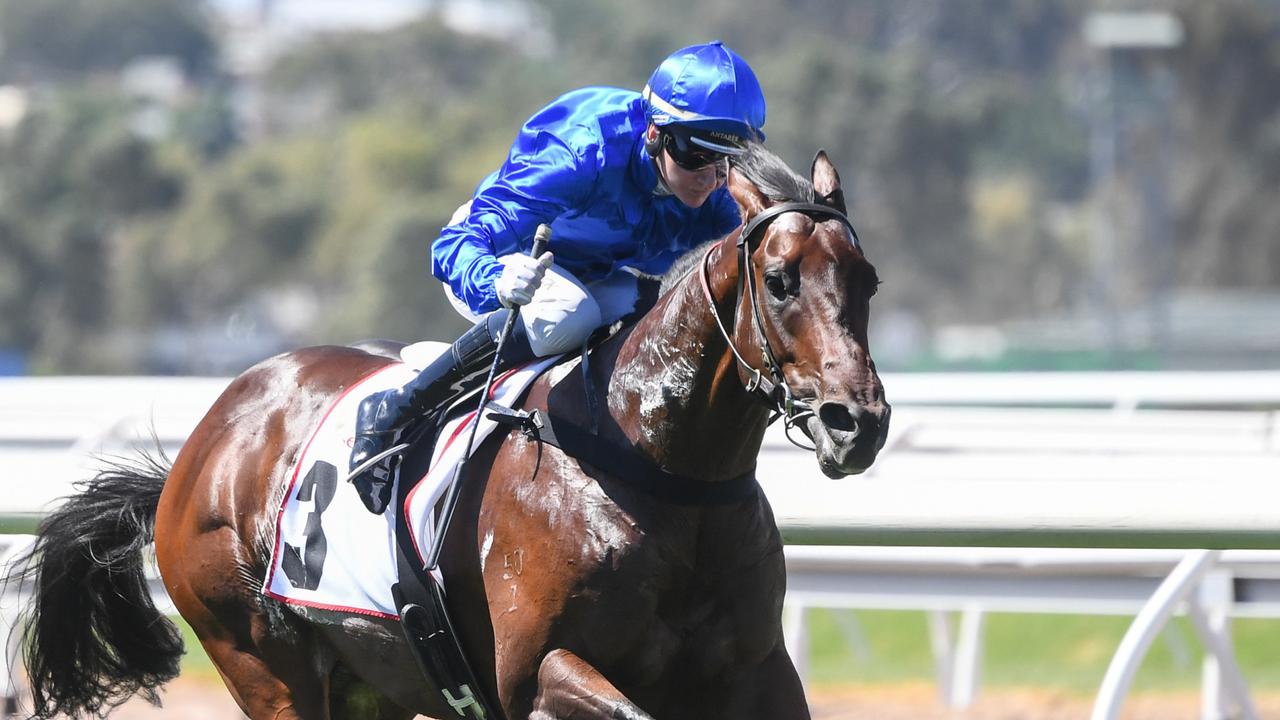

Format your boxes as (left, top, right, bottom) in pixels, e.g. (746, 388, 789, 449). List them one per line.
(663, 128, 737, 170)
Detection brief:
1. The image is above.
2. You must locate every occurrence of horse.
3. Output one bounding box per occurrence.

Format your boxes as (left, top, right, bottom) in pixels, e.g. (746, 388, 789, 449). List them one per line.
(14, 144, 888, 719)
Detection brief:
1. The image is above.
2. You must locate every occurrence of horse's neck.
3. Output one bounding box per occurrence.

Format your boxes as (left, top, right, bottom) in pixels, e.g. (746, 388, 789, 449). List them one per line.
(605, 244, 768, 480)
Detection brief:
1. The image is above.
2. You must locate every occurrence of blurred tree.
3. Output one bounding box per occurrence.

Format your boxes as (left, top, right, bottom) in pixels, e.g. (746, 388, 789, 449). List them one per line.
(80, 129, 183, 213)
(1, 0, 1277, 374)
(150, 140, 327, 319)
(0, 89, 184, 371)
(173, 84, 240, 159)
(0, 0, 217, 80)
(261, 17, 521, 131)
(1171, 0, 1280, 288)
(325, 200, 471, 344)
(0, 214, 44, 350)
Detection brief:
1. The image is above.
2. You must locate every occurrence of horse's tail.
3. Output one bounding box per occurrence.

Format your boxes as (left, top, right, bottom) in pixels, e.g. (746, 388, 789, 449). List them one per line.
(13, 450, 184, 719)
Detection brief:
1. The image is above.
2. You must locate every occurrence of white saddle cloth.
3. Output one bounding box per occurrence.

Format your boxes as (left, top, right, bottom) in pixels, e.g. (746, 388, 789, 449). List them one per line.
(262, 343, 557, 618)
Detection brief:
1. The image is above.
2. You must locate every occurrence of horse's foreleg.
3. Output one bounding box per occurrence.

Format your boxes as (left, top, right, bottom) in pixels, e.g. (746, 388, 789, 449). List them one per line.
(530, 649, 653, 720)
(722, 645, 812, 720)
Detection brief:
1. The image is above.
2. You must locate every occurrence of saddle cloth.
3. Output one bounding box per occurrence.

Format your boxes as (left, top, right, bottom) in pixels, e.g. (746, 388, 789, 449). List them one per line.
(262, 344, 559, 618)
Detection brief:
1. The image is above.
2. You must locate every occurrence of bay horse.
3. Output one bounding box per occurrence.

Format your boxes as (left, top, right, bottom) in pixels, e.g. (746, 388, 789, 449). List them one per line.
(15, 144, 888, 719)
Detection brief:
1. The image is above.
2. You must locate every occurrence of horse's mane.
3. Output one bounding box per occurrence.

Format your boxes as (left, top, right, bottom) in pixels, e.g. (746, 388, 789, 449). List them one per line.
(658, 239, 718, 296)
(659, 143, 814, 295)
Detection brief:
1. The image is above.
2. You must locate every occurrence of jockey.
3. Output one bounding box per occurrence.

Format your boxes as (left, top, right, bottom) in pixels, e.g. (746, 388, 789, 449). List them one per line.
(348, 41, 767, 512)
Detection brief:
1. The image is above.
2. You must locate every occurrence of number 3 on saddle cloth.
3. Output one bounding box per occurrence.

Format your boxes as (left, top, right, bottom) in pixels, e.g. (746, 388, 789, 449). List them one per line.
(261, 342, 560, 617)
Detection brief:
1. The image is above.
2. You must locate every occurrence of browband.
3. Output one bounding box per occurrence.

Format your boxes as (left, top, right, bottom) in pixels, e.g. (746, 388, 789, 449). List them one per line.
(738, 201, 860, 250)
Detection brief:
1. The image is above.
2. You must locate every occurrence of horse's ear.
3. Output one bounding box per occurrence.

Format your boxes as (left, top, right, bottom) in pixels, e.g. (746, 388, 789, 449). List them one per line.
(728, 167, 769, 219)
(811, 149, 847, 215)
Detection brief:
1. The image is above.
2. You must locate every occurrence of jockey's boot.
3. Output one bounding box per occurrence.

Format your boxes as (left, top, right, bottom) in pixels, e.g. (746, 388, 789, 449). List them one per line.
(349, 309, 534, 514)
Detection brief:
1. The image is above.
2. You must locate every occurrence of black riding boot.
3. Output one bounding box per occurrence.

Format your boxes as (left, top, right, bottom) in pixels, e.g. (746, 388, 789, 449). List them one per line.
(349, 309, 535, 513)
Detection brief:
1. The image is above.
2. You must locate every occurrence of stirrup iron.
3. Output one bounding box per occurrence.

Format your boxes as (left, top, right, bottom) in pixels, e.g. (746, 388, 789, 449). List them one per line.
(343, 441, 411, 485)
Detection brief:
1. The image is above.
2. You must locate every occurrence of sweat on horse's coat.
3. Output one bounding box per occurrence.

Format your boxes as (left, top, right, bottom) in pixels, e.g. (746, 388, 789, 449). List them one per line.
(15, 144, 888, 720)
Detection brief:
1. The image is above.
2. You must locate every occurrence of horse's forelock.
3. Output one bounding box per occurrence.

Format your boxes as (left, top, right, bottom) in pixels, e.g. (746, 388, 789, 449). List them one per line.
(730, 143, 815, 204)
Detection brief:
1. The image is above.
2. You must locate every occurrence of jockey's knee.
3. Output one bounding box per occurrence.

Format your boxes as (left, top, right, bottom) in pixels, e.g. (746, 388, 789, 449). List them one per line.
(524, 302, 602, 356)
(519, 265, 602, 355)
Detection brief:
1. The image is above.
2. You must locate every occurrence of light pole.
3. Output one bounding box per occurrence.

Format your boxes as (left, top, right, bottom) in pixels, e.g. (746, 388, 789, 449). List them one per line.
(1084, 12, 1182, 365)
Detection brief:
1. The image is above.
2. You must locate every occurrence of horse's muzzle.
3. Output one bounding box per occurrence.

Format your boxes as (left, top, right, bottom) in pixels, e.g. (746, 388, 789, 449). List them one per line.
(806, 400, 890, 478)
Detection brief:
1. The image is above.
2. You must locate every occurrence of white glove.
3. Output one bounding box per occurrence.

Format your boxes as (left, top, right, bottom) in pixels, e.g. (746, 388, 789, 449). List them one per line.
(494, 251, 554, 307)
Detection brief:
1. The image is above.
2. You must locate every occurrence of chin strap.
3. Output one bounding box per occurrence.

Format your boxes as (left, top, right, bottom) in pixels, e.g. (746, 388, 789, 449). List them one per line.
(651, 163, 674, 196)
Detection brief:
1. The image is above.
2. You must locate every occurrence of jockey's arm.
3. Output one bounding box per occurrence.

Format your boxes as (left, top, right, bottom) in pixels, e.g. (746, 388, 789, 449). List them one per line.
(432, 134, 598, 315)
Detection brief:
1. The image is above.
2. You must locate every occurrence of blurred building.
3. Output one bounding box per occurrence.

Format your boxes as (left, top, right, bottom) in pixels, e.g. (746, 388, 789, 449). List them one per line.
(0, 85, 28, 133)
(212, 0, 544, 139)
(215, 0, 432, 76)
(212, 0, 430, 138)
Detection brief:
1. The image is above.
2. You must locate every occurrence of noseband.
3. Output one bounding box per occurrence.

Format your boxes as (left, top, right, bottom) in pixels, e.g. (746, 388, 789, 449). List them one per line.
(700, 201, 861, 444)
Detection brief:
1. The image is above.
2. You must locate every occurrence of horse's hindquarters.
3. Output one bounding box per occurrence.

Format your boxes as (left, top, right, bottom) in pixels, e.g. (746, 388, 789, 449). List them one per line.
(155, 347, 437, 720)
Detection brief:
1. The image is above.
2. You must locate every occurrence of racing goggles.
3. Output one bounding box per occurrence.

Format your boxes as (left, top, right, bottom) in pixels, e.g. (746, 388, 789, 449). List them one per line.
(663, 129, 734, 171)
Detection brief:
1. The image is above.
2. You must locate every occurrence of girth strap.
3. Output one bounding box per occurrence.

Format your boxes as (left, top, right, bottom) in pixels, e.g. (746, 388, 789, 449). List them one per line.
(391, 418, 503, 720)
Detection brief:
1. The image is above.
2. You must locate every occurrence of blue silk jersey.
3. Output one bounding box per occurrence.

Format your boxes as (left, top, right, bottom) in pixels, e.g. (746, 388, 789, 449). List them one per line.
(431, 87, 743, 314)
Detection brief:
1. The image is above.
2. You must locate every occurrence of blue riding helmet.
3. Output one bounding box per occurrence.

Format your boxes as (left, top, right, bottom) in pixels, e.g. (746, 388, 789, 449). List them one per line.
(642, 40, 766, 155)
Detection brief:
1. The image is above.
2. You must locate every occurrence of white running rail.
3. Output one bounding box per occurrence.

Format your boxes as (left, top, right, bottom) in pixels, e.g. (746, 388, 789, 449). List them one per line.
(2, 371, 1279, 719)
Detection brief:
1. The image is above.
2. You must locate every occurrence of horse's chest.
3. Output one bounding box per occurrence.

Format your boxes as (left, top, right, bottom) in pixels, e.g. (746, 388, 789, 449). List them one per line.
(492, 441, 788, 689)
(599, 535, 787, 689)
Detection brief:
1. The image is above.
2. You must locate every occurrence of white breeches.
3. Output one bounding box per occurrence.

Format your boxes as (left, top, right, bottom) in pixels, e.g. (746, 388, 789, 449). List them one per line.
(443, 203, 640, 357)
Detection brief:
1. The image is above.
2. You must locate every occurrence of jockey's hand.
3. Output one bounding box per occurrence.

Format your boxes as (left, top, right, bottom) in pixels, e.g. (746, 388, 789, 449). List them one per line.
(495, 251, 554, 307)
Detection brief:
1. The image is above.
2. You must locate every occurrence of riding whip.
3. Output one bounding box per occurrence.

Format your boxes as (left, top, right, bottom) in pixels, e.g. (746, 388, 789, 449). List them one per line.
(425, 224, 551, 571)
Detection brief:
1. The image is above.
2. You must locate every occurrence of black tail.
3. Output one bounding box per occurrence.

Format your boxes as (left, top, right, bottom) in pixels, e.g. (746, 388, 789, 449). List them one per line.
(12, 450, 184, 719)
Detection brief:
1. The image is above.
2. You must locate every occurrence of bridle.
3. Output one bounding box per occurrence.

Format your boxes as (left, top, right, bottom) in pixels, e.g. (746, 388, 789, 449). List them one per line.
(700, 200, 862, 448)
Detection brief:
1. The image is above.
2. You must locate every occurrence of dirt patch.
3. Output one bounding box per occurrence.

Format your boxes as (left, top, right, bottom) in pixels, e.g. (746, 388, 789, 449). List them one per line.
(809, 682, 1279, 720)
(66, 677, 1280, 719)
(40, 677, 246, 719)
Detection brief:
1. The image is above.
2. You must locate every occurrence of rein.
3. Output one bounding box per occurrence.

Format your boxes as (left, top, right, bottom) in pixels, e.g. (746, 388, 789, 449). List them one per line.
(701, 201, 861, 449)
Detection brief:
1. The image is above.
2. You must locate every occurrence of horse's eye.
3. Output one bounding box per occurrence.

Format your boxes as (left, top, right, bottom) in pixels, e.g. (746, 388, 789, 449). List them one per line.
(763, 273, 788, 301)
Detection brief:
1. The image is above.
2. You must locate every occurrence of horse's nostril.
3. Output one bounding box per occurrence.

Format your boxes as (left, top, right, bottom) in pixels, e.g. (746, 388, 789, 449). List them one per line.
(818, 402, 859, 434)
